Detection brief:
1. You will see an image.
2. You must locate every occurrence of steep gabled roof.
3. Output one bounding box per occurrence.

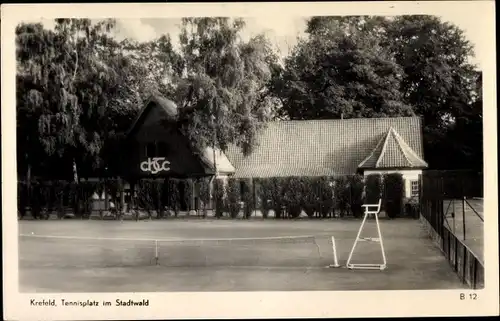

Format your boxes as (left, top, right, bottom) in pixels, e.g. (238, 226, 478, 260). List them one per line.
(224, 117, 427, 178)
(124, 95, 235, 176)
(126, 94, 179, 139)
(358, 127, 428, 169)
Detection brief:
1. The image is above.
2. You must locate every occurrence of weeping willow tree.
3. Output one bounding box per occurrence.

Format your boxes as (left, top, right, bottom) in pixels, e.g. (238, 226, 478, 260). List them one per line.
(16, 19, 141, 181)
(16, 18, 281, 183)
(174, 18, 280, 155)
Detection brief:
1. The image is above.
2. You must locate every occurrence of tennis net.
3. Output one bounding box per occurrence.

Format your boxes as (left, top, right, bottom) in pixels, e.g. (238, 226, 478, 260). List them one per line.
(19, 234, 340, 269)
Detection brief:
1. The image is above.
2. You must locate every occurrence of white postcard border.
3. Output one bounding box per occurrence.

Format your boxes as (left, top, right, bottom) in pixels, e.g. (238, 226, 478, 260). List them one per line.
(2, 2, 498, 320)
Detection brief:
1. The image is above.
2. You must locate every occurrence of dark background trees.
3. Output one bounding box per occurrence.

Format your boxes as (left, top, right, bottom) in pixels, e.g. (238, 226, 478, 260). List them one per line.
(17, 18, 279, 180)
(269, 15, 482, 171)
(16, 15, 483, 181)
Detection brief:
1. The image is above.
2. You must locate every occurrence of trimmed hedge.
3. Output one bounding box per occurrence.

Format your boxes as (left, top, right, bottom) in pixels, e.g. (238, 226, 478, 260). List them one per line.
(348, 174, 365, 218)
(182, 179, 194, 211)
(17, 173, 409, 221)
(302, 177, 319, 218)
(240, 178, 254, 219)
(136, 180, 159, 219)
(198, 177, 211, 217)
(283, 177, 304, 218)
(268, 177, 285, 218)
(365, 174, 383, 204)
(18, 180, 102, 219)
(318, 177, 334, 218)
(257, 178, 273, 218)
(383, 173, 405, 218)
(165, 178, 181, 217)
(226, 177, 241, 218)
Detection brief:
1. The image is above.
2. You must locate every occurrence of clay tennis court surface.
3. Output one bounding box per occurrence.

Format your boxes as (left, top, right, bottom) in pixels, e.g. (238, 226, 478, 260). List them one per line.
(443, 198, 484, 263)
(18, 219, 466, 292)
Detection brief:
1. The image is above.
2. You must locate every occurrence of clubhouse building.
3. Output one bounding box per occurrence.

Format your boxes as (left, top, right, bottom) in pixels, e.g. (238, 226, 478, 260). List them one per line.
(119, 95, 428, 208)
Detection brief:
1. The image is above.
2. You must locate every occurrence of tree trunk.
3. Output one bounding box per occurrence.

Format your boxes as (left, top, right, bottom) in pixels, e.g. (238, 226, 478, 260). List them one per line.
(26, 163, 32, 187)
(72, 158, 79, 183)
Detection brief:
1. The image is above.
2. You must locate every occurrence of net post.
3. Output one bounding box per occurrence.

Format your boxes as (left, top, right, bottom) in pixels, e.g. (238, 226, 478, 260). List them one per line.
(155, 239, 159, 265)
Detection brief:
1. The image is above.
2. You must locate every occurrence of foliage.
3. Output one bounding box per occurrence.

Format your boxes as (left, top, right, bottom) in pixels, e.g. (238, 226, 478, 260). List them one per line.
(77, 181, 98, 217)
(282, 177, 304, 218)
(182, 179, 194, 211)
(226, 177, 241, 218)
(317, 177, 335, 218)
(302, 177, 320, 218)
(404, 197, 420, 219)
(16, 19, 143, 181)
(135, 180, 157, 219)
(272, 16, 413, 121)
(348, 174, 365, 218)
(365, 174, 382, 204)
(268, 177, 285, 218)
(334, 176, 350, 217)
(163, 178, 181, 216)
(198, 177, 212, 217)
(257, 178, 272, 218)
(384, 16, 481, 170)
(383, 173, 405, 218)
(17, 179, 102, 219)
(270, 15, 482, 171)
(175, 18, 278, 155)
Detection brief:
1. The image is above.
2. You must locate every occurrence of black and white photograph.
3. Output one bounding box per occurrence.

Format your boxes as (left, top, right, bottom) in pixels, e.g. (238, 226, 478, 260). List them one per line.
(2, 2, 498, 320)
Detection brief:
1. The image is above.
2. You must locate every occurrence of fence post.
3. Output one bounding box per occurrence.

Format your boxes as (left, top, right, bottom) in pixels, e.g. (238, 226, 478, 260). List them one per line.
(463, 246, 468, 286)
(472, 258, 478, 289)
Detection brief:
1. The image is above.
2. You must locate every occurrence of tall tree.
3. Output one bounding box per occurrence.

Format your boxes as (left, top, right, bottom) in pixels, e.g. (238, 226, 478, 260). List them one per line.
(119, 34, 184, 101)
(384, 15, 481, 169)
(174, 18, 278, 155)
(16, 19, 141, 180)
(272, 16, 413, 121)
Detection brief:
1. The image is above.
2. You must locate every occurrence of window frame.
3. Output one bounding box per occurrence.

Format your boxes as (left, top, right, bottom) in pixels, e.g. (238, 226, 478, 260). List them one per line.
(410, 180, 420, 198)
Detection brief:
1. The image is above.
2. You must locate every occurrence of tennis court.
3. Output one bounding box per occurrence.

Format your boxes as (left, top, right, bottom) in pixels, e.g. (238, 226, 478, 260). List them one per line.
(18, 219, 466, 292)
(443, 198, 484, 262)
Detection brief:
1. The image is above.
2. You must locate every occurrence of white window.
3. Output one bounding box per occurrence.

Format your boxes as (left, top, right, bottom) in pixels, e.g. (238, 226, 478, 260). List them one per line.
(410, 180, 420, 198)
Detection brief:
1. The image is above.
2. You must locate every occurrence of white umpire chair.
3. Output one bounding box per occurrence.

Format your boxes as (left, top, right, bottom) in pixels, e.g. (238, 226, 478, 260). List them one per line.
(346, 199, 387, 270)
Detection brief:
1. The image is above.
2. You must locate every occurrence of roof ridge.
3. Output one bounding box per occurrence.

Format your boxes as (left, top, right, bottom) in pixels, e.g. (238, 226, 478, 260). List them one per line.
(390, 128, 428, 167)
(374, 128, 394, 168)
(358, 133, 386, 168)
(271, 116, 420, 124)
(390, 128, 413, 167)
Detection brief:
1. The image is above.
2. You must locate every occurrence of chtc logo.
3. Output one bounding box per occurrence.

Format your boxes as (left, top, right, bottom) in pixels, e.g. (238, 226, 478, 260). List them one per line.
(140, 157, 171, 174)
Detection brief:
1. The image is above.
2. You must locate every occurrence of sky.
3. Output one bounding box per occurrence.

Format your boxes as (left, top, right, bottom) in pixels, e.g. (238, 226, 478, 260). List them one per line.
(30, 13, 484, 69)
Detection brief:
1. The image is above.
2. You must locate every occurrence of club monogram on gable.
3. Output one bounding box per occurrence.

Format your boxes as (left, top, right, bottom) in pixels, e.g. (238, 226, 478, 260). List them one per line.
(140, 157, 171, 174)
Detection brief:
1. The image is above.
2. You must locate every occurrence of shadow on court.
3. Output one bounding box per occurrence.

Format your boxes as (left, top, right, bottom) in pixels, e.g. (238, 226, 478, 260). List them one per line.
(18, 219, 466, 292)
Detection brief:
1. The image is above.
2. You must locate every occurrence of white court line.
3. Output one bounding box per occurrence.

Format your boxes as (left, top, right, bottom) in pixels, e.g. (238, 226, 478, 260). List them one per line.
(19, 233, 332, 243)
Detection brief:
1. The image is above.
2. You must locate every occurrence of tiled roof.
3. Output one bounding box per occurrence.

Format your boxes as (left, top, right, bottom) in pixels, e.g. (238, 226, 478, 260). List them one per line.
(224, 117, 427, 178)
(126, 94, 178, 138)
(358, 127, 428, 169)
(199, 146, 236, 175)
